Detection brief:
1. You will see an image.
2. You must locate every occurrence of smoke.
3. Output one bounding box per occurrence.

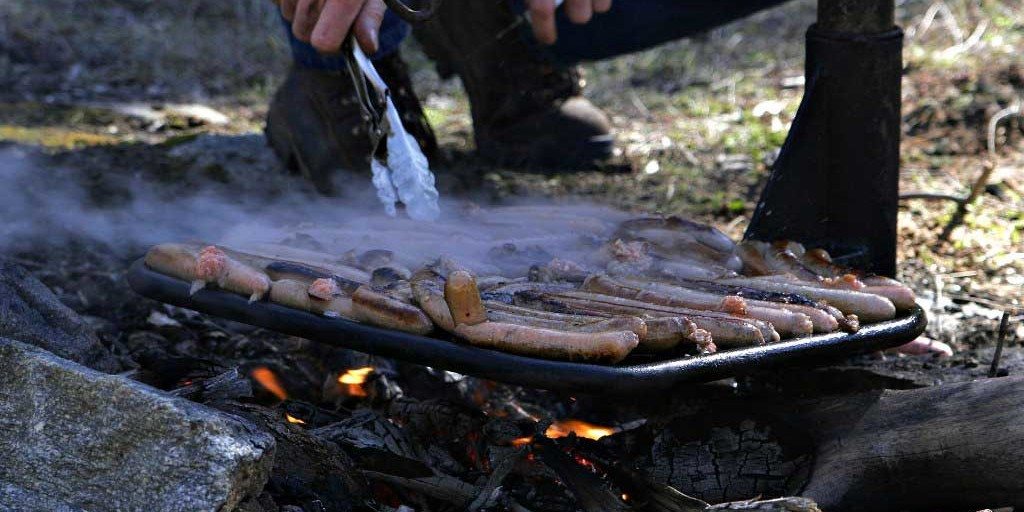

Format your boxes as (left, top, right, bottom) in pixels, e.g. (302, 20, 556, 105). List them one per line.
(0, 138, 631, 275)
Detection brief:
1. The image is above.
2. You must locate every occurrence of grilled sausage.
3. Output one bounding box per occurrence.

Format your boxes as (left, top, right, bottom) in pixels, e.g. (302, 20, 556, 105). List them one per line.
(147, 244, 271, 302)
(411, 268, 456, 332)
(350, 286, 434, 335)
(453, 322, 639, 364)
(237, 243, 372, 283)
(483, 306, 698, 352)
(444, 271, 488, 326)
(145, 244, 205, 294)
(517, 291, 770, 347)
(308, 278, 340, 300)
(264, 260, 433, 334)
(585, 275, 813, 337)
(755, 273, 915, 311)
(270, 279, 354, 318)
(719, 277, 897, 322)
(215, 250, 272, 302)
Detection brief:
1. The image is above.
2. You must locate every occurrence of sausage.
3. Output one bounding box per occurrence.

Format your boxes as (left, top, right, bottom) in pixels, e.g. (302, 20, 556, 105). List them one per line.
(517, 291, 770, 347)
(663, 278, 843, 333)
(738, 240, 821, 281)
(237, 243, 372, 283)
(485, 309, 647, 336)
(264, 261, 360, 293)
(146, 244, 271, 302)
(719, 277, 897, 323)
(553, 290, 780, 342)
(452, 322, 639, 364)
(215, 250, 272, 302)
(145, 244, 205, 294)
(862, 285, 916, 311)
(411, 268, 455, 332)
(755, 273, 915, 312)
(616, 216, 736, 258)
(584, 274, 747, 313)
(736, 242, 774, 276)
(350, 287, 434, 335)
(270, 279, 354, 318)
(762, 301, 839, 333)
(308, 278, 340, 300)
(271, 275, 433, 334)
(370, 266, 412, 287)
(585, 275, 813, 337)
(650, 258, 736, 282)
(444, 271, 488, 326)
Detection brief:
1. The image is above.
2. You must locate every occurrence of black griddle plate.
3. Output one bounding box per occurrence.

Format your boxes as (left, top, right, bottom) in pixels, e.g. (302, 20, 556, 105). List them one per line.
(128, 259, 927, 395)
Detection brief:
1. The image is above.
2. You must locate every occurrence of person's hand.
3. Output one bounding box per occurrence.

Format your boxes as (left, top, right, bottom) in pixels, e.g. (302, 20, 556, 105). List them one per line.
(527, 0, 611, 45)
(276, 0, 387, 54)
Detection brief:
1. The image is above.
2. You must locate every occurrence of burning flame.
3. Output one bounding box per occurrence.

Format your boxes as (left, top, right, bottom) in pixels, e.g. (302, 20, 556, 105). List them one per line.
(338, 367, 374, 397)
(511, 437, 532, 447)
(251, 366, 288, 401)
(545, 420, 615, 440)
(285, 414, 306, 425)
(510, 419, 615, 447)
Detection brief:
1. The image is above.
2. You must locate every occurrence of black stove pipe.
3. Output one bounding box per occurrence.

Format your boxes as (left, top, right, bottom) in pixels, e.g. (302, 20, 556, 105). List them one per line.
(745, 0, 903, 276)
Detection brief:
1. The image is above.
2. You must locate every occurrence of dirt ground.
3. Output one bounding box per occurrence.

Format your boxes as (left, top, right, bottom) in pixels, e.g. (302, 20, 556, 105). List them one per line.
(1, 1, 1022, 398)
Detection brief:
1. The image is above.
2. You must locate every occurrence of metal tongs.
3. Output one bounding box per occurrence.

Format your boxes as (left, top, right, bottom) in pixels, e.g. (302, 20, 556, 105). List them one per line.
(342, 39, 390, 162)
(339, 0, 444, 221)
(342, 0, 440, 161)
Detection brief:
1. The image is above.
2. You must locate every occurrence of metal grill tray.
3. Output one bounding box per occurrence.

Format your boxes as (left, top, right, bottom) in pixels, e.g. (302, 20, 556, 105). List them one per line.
(128, 259, 927, 395)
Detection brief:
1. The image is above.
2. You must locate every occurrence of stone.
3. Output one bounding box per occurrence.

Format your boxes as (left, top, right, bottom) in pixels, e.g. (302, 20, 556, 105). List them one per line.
(0, 262, 122, 372)
(0, 339, 275, 512)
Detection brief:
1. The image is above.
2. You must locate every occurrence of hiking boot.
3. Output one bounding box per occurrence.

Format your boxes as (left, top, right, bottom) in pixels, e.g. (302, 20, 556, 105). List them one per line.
(265, 51, 438, 194)
(414, 0, 613, 168)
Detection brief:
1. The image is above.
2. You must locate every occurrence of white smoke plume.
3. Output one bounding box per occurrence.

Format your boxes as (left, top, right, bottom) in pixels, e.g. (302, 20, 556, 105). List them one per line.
(0, 137, 630, 275)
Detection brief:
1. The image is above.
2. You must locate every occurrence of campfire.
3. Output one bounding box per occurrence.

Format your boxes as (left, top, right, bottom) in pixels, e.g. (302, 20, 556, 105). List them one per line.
(97, 205, 934, 510)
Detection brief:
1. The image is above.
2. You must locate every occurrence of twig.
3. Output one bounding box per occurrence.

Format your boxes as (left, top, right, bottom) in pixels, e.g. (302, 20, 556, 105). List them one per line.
(938, 160, 995, 242)
(989, 311, 1011, 378)
(467, 447, 526, 512)
(937, 103, 1021, 242)
(899, 192, 964, 202)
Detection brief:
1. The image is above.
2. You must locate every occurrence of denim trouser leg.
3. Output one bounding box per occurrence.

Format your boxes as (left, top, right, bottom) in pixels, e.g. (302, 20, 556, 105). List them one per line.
(284, 0, 793, 69)
(514, 0, 794, 65)
(283, 11, 410, 70)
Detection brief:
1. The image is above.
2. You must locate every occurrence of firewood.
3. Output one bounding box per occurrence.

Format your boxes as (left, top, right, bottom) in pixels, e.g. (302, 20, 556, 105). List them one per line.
(619, 376, 1024, 511)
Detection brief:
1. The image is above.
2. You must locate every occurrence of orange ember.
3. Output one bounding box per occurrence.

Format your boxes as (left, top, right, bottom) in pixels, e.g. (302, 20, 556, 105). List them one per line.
(545, 420, 615, 440)
(338, 367, 374, 397)
(511, 436, 532, 447)
(285, 414, 306, 425)
(251, 366, 288, 401)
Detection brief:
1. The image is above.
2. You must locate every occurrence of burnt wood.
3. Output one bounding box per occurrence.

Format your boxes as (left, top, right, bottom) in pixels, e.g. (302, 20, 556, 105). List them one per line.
(624, 376, 1024, 511)
(128, 259, 925, 394)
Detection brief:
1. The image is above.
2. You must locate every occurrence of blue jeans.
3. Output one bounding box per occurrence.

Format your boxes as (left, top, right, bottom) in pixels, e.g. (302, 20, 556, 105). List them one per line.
(286, 0, 791, 69)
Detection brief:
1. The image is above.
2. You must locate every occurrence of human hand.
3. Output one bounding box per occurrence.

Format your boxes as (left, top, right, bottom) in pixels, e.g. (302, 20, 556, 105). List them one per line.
(526, 0, 611, 45)
(276, 0, 387, 54)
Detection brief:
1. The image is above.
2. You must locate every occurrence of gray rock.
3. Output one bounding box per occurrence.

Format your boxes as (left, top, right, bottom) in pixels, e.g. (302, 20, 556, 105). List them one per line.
(0, 482, 82, 512)
(0, 339, 275, 512)
(0, 262, 122, 372)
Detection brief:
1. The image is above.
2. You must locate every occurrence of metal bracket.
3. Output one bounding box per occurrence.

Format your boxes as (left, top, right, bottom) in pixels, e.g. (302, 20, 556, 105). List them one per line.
(745, 0, 903, 276)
